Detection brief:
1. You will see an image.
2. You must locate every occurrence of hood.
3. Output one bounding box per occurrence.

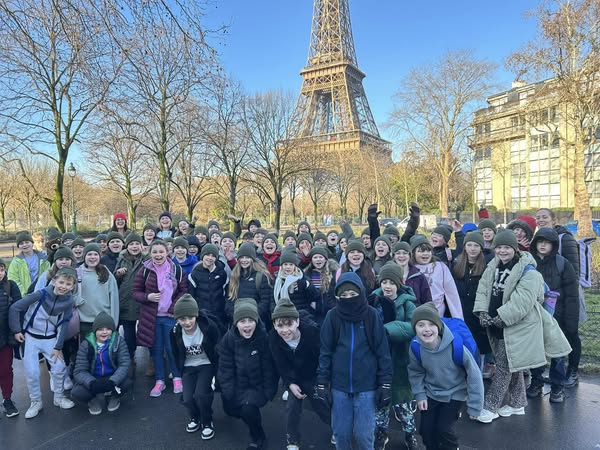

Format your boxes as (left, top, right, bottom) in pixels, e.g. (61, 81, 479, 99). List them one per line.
(530, 227, 559, 258)
(506, 219, 535, 240)
(335, 271, 365, 296)
(554, 224, 572, 236)
(42, 285, 74, 316)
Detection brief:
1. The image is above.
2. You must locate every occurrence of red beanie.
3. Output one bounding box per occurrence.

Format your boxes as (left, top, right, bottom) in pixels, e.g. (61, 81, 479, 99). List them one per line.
(114, 212, 127, 222)
(517, 215, 536, 233)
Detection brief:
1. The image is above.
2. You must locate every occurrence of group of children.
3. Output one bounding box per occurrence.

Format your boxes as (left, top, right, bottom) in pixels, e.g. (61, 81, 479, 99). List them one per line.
(0, 205, 583, 450)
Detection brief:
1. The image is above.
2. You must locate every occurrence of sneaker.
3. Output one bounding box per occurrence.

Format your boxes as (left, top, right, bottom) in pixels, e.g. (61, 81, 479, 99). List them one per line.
(286, 445, 300, 450)
(526, 381, 543, 398)
(3, 398, 19, 418)
(550, 387, 565, 403)
(49, 376, 55, 392)
(565, 369, 579, 388)
(330, 434, 336, 445)
(201, 422, 215, 440)
(63, 375, 73, 391)
(405, 432, 419, 450)
(53, 396, 75, 409)
(476, 409, 499, 423)
(186, 419, 200, 433)
(482, 363, 496, 379)
(497, 405, 525, 417)
(150, 381, 166, 397)
(107, 395, 120, 412)
(173, 377, 183, 394)
(25, 401, 43, 419)
(88, 397, 103, 415)
(282, 390, 289, 401)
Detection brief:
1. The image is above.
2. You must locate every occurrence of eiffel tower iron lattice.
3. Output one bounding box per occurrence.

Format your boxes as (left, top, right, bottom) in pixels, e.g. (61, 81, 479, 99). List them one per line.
(287, 0, 391, 157)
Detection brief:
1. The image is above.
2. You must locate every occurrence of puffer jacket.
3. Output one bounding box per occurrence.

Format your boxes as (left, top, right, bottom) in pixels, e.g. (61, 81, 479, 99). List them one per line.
(225, 268, 273, 326)
(216, 326, 277, 407)
(473, 251, 572, 372)
(554, 225, 580, 275)
(73, 332, 130, 388)
(171, 313, 220, 373)
(0, 279, 22, 347)
(188, 260, 228, 326)
(258, 251, 281, 277)
(115, 251, 145, 322)
(8, 251, 50, 296)
(404, 264, 432, 306)
(530, 228, 579, 333)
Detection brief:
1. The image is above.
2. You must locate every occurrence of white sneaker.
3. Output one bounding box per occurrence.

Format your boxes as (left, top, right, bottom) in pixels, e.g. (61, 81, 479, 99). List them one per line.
(186, 419, 200, 433)
(282, 390, 289, 401)
(25, 401, 43, 419)
(477, 409, 499, 423)
(49, 376, 55, 392)
(497, 405, 525, 417)
(63, 376, 73, 391)
(53, 396, 75, 409)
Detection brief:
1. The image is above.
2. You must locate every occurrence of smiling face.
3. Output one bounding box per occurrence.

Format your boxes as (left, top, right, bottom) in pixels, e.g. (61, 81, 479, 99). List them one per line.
(236, 317, 257, 339)
(262, 238, 277, 254)
(95, 326, 113, 344)
(298, 240, 312, 253)
(144, 229, 155, 241)
(18, 240, 33, 253)
(430, 233, 445, 248)
(481, 228, 495, 242)
(495, 245, 516, 264)
(274, 317, 300, 342)
(108, 239, 123, 253)
(380, 279, 398, 299)
(299, 224, 309, 233)
(173, 245, 188, 260)
(53, 275, 75, 296)
(284, 236, 296, 247)
(221, 237, 235, 252)
(150, 243, 168, 265)
(327, 233, 338, 246)
(188, 245, 199, 256)
(394, 249, 410, 266)
(85, 251, 100, 268)
(512, 227, 527, 241)
(312, 253, 326, 269)
(71, 245, 84, 259)
(361, 234, 371, 249)
(238, 256, 253, 269)
(374, 240, 390, 258)
(347, 250, 364, 266)
(253, 233, 264, 247)
(414, 245, 432, 264)
(178, 221, 189, 233)
(211, 234, 221, 246)
(202, 253, 216, 269)
(115, 218, 126, 229)
(54, 257, 73, 270)
(535, 209, 555, 229)
(159, 216, 172, 229)
(415, 319, 440, 348)
(314, 238, 326, 247)
(339, 238, 348, 251)
(127, 241, 142, 256)
(281, 262, 296, 276)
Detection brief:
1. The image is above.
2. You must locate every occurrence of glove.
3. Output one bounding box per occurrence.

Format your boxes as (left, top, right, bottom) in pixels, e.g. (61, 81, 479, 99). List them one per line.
(90, 378, 115, 394)
(478, 312, 493, 328)
(490, 316, 506, 328)
(367, 203, 381, 220)
(314, 383, 330, 408)
(376, 383, 392, 409)
(409, 203, 420, 218)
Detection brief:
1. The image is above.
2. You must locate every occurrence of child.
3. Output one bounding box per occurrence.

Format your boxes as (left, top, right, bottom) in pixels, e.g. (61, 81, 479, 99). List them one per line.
(268, 298, 330, 449)
(9, 231, 51, 296)
(142, 224, 157, 250)
(408, 303, 484, 449)
(430, 225, 459, 267)
(296, 233, 313, 269)
(101, 231, 124, 273)
(283, 231, 297, 248)
(336, 240, 377, 296)
(391, 241, 431, 305)
(95, 234, 108, 255)
(8, 267, 78, 418)
(195, 225, 210, 246)
(157, 211, 176, 239)
(304, 247, 338, 325)
(70, 238, 86, 266)
(258, 233, 281, 277)
(477, 219, 497, 254)
(172, 237, 198, 276)
(0, 258, 22, 417)
(187, 235, 201, 258)
(372, 236, 393, 275)
(71, 312, 130, 415)
(110, 212, 128, 236)
(317, 272, 392, 450)
(217, 298, 277, 450)
(32, 232, 45, 253)
(506, 216, 536, 252)
(170, 295, 220, 438)
(528, 227, 578, 402)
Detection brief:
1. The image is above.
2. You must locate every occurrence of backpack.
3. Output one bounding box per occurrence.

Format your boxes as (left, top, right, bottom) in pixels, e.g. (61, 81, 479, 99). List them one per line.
(329, 307, 377, 354)
(522, 263, 562, 316)
(558, 234, 596, 289)
(410, 317, 481, 367)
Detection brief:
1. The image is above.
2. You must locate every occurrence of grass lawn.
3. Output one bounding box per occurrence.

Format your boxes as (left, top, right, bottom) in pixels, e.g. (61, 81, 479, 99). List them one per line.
(581, 291, 600, 369)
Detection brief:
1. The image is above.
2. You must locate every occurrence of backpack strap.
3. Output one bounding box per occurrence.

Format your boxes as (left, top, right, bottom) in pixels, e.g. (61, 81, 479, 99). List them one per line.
(255, 271, 263, 292)
(410, 338, 422, 362)
(451, 334, 464, 367)
(555, 254, 565, 275)
(23, 289, 47, 333)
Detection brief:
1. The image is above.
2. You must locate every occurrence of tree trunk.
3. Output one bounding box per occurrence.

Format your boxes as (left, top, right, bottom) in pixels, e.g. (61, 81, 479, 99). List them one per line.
(574, 142, 593, 236)
(440, 151, 450, 218)
(0, 208, 5, 233)
(51, 163, 66, 232)
(158, 156, 170, 212)
(273, 192, 283, 234)
(312, 200, 318, 226)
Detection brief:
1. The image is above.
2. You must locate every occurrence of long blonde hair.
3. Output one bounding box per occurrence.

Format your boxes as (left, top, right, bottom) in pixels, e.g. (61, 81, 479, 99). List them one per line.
(228, 259, 272, 300)
(304, 259, 338, 294)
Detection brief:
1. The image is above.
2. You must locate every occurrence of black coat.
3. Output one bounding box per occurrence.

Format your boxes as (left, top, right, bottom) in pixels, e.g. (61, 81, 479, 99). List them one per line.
(171, 314, 221, 373)
(217, 326, 278, 408)
(531, 228, 580, 333)
(188, 260, 228, 325)
(554, 225, 580, 276)
(101, 251, 119, 274)
(268, 322, 320, 388)
(0, 280, 21, 348)
(225, 268, 273, 325)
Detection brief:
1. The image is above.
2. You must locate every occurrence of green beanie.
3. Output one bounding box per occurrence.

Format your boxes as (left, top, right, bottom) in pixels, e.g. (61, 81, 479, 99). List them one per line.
(463, 231, 485, 250)
(392, 241, 411, 254)
(283, 230, 297, 243)
(95, 234, 108, 243)
(195, 225, 209, 236)
(173, 236, 189, 250)
(71, 238, 86, 249)
(254, 228, 268, 237)
(16, 231, 33, 246)
(234, 298, 259, 324)
(263, 233, 279, 246)
(53, 245, 76, 263)
(200, 243, 219, 259)
(143, 223, 156, 233)
(207, 220, 220, 230)
(326, 230, 339, 237)
(360, 227, 370, 237)
(271, 297, 299, 322)
(209, 230, 223, 240)
(93, 311, 116, 332)
(310, 246, 329, 259)
(62, 232, 76, 242)
(83, 243, 102, 258)
(374, 235, 392, 250)
(345, 239, 366, 255)
(478, 219, 497, 233)
(378, 263, 404, 287)
(174, 294, 199, 319)
(296, 232, 313, 247)
(106, 231, 124, 243)
(55, 267, 78, 281)
(125, 232, 142, 246)
(411, 302, 443, 335)
(410, 234, 431, 252)
(46, 228, 62, 241)
(432, 225, 452, 244)
(492, 230, 519, 252)
(313, 231, 327, 242)
(237, 243, 257, 259)
(382, 225, 400, 237)
(222, 232, 237, 243)
(280, 249, 299, 266)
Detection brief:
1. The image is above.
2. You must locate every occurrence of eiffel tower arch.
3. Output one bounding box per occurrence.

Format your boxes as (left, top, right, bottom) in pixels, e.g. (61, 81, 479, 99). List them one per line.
(286, 0, 391, 201)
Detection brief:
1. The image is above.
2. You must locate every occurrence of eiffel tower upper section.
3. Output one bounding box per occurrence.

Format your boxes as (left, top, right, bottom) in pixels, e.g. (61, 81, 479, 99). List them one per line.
(287, 0, 390, 153)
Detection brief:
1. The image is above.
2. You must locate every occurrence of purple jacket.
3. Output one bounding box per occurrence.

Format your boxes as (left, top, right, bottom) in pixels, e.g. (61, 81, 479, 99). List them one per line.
(405, 264, 432, 306)
(133, 260, 187, 348)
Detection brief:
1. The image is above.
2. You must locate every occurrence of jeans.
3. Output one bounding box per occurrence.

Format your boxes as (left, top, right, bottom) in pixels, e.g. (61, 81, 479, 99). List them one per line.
(531, 357, 567, 388)
(286, 383, 331, 444)
(419, 398, 463, 450)
(152, 316, 180, 381)
(222, 398, 265, 442)
(331, 389, 376, 450)
(182, 365, 215, 424)
(120, 320, 137, 360)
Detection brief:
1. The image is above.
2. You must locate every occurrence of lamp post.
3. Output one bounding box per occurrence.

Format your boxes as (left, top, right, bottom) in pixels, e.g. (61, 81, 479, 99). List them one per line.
(67, 162, 77, 233)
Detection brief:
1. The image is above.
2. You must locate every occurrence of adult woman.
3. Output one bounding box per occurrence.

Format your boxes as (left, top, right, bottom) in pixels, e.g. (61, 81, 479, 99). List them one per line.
(110, 212, 128, 236)
(156, 212, 176, 239)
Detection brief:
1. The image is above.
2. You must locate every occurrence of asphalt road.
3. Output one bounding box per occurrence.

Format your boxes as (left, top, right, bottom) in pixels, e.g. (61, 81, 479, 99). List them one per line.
(1, 350, 600, 450)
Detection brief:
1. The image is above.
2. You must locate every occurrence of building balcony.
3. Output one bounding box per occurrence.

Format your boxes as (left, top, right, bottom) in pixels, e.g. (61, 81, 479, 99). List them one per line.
(468, 125, 526, 147)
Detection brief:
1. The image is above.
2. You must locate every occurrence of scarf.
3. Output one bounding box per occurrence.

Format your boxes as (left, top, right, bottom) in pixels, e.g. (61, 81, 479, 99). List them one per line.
(273, 266, 303, 306)
(154, 260, 175, 315)
(335, 291, 368, 323)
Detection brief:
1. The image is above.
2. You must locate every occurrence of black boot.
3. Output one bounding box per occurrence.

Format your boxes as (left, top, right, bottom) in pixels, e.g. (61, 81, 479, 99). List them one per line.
(564, 369, 579, 388)
(526, 380, 543, 398)
(550, 386, 565, 403)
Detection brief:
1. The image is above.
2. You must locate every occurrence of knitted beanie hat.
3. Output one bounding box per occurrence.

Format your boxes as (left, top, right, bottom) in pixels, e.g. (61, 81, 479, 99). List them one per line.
(378, 263, 404, 287)
(174, 294, 199, 319)
(94, 233, 108, 243)
(195, 225, 209, 236)
(382, 225, 400, 237)
(71, 238, 86, 249)
(83, 243, 102, 258)
(222, 231, 237, 243)
(410, 234, 431, 252)
(254, 228, 268, 237)
(46, 228, 62, 241)
(200, 243, 219, 259)
(507, 216, 535, 240)
(62, 232, 76, 242)
(53, 245, 76, 262)
(310, 246, 329, 259)
(326, 230, 339, 237)
(478, 219, 497, 232)
(374, 235, 392, 250)
(164, 237, 174, 244)
(106, 231, 124, 243)
(186, 235, 200, 248)
(271, 297, 299, 321)
(55, 267, 78, 280)
(313, 231, 327, 242)
(280, 249, 299, 265)
(16, 231, 33, 246)
(432, 225, 452, 243)
(262, 233, 278, 246)
(207, 220, 220, 230)
(234, 298, 259, 324)
(173, 236, 189, 250)
(360, 227, 370, 237)
(463, 231, 485, 250)
(142, 224, 156, 233)
(209, 230, 223, 240)
(411, 303, 443, 335)
(113, 212, 127, 222)
(125, 232, 142, 246)
(297, 221, 311, 232)
(159, 211, 172, 220)
(392, 241, 411, 254)
(237, 242, 257, 260)
(345, 239, 366, 255)
(93, 312, 116, 332)
(296, 232, 313, 247)
(492, 230, 519, 252)
(283, 230, 297, 243)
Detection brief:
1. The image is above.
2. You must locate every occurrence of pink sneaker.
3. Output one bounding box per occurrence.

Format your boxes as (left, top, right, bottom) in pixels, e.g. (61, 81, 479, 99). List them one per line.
(150, 381, 166, 397)
(173, 378, 183, 394)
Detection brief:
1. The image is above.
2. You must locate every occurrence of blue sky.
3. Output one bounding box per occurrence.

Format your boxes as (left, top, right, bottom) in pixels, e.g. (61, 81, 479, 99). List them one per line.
(204, 0, 541, 141)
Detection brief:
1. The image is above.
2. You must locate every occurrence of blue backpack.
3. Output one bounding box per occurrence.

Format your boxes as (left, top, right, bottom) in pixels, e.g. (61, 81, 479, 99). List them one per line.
(410, 317, 481, 367)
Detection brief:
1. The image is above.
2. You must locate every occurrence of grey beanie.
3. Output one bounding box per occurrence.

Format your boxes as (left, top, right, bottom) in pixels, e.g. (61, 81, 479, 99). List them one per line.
(174, 294, 199, 319)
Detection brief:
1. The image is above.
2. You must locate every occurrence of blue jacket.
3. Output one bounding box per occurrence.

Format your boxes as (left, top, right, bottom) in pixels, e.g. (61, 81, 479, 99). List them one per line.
(318, 272, 392, 393)
(172, 255, 198, 276)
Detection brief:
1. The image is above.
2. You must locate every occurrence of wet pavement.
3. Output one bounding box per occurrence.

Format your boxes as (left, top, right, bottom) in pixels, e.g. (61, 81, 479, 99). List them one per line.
(1, 352, 600, 450)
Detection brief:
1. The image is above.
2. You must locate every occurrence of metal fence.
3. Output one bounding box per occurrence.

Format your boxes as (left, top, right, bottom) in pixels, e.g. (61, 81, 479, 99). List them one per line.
(581, 307, 600, 366)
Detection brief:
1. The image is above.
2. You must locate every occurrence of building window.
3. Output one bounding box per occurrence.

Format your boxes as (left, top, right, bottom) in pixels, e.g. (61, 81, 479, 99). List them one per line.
(585, 143, 600, 207)
(510, 140, 527, 209)
(475, 147, 492, 204)
(529, 132, 560, 208)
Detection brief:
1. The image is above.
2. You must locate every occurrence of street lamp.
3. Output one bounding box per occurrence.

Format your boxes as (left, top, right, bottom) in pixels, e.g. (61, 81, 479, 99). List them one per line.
(67, 162, 77, 233)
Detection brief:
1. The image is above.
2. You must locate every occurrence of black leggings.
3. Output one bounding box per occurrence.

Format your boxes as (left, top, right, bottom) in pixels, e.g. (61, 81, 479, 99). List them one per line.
(222, 398, 265, 442)
(119, 320, 138, 360)
(182, 365, 215, 424)
(563, 329, 581, 370)
(419, 398, 463, 450)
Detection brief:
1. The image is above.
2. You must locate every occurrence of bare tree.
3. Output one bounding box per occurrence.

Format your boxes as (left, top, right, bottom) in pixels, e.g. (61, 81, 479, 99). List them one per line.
(286, 176, 301, 223)
(0, 162, 16, 232)
(331, 161, 357, 218)
(507, 0, 598, 236)
(301, 165, 334, 224)
(389, 50, 496, 217)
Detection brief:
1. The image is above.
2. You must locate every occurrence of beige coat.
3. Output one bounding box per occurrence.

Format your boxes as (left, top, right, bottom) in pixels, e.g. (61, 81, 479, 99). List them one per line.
(473, 252, 571, 372)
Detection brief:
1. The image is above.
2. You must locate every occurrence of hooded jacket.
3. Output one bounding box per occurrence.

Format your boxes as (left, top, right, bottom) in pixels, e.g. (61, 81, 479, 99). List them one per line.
(553, 225, 580, 275)
(188, 260, 228, 325)
(0, 279, 21, 348)
(172, 254, 198, 276)
(115, 251, 145, 322)
(8, 250, 50, 296)
(73, 332, 130, 388)
(530, 228, 579, 333)
(404, 264, 432, 306)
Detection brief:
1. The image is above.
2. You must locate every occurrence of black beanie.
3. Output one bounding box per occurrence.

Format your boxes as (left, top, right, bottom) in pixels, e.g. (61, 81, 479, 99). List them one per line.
(93, 312, 116, 332)
(411, 303, 443, 336)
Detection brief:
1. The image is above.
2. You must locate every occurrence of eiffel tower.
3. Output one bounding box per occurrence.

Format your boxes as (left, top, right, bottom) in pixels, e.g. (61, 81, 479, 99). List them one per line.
(287, 0, 391, 158)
